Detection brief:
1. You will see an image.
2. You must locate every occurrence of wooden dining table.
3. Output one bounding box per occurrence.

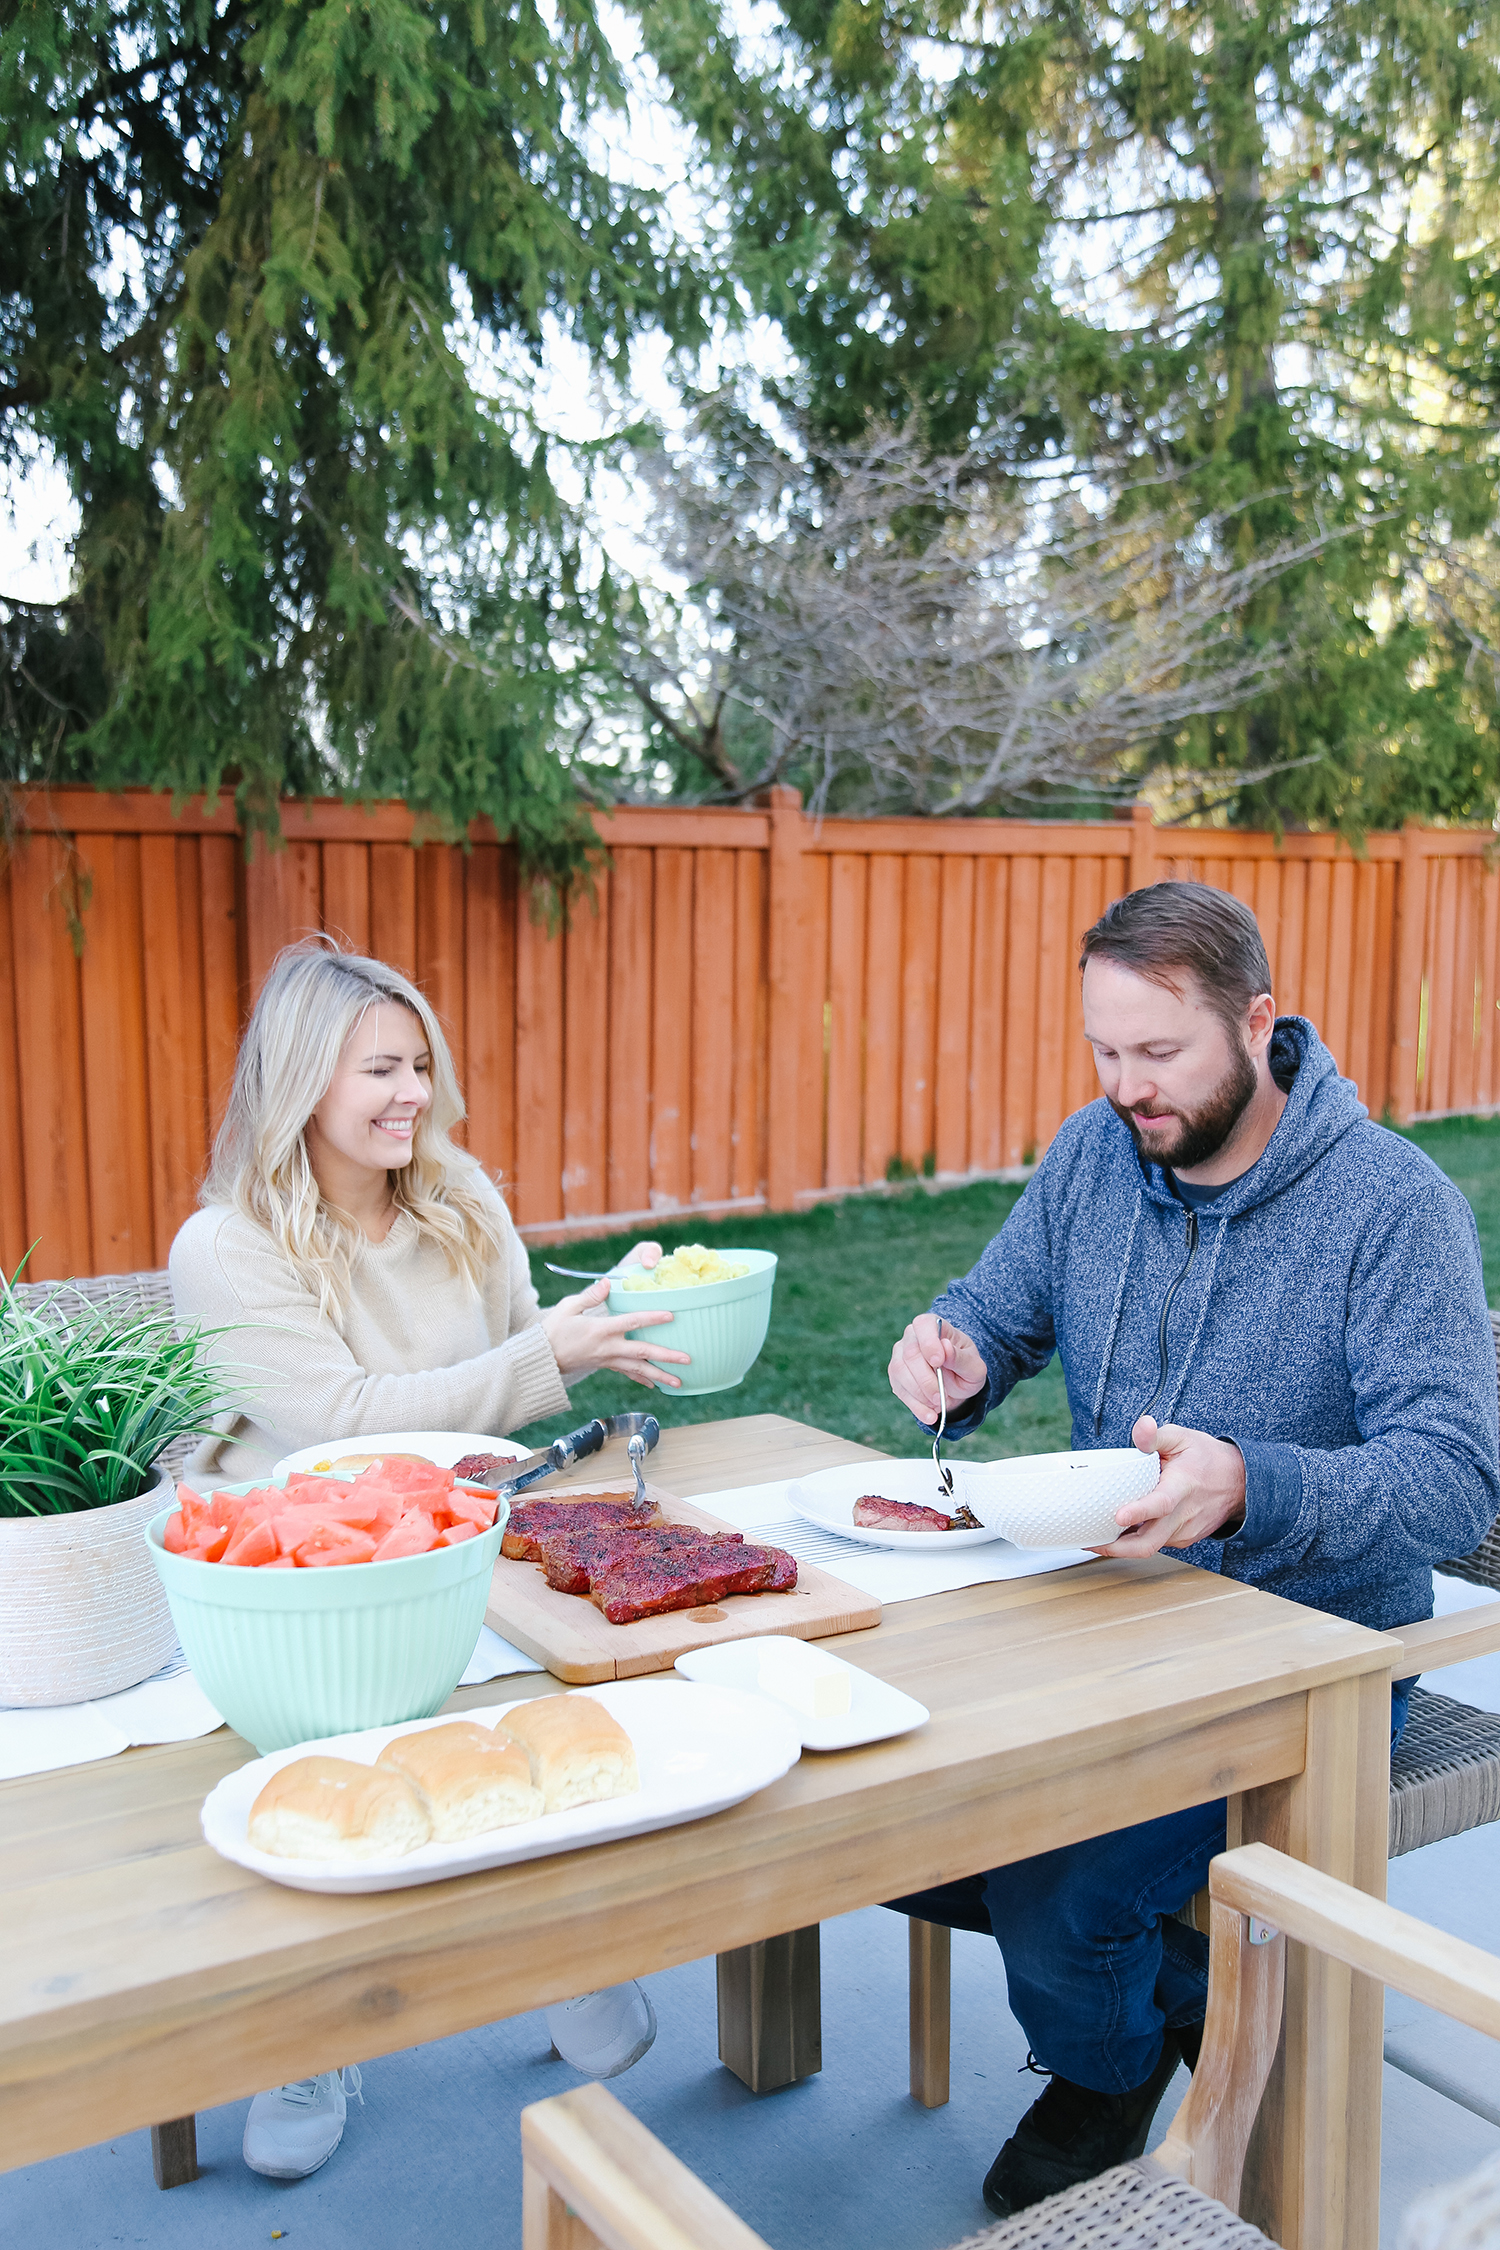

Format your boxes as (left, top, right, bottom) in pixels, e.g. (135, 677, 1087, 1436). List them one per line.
(1, 1414, 1398, 2250)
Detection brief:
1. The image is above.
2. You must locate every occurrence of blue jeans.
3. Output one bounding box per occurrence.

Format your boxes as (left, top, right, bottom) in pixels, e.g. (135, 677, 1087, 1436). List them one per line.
(887, 1677, 1415, 2095)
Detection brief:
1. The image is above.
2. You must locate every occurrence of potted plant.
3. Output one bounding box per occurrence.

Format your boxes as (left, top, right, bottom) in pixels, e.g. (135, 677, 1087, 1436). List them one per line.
(0, 1282, 239, 1705)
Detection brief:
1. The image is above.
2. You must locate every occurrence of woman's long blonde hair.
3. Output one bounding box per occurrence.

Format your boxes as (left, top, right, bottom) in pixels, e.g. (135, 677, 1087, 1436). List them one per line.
(204, 939, 508, 1319)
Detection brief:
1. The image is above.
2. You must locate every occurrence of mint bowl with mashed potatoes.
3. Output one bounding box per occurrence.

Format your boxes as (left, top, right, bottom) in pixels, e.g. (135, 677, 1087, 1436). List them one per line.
(608, 1247, 777, 1395)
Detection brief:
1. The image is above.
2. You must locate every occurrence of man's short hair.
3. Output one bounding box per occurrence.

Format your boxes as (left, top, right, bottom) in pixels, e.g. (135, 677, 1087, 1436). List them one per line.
(1079, 880, 1273, 1034)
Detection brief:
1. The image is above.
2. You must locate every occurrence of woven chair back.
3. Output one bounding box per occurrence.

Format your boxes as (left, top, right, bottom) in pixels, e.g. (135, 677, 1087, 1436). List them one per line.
(1441, 1310, 1500, 1593)
(4, 1268, 198, 1477)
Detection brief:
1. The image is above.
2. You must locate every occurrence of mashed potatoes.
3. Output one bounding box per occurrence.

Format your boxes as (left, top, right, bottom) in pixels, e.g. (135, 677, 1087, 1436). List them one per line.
(620, 1245, 751, 1291)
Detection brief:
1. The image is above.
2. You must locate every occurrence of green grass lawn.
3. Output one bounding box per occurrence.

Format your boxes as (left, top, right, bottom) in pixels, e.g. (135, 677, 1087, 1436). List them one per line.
(513, 1114, 1500, 1464)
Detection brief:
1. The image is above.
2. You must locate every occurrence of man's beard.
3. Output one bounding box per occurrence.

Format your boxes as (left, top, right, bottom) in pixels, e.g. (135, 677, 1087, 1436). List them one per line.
(1109, 1037, 1258, 1173)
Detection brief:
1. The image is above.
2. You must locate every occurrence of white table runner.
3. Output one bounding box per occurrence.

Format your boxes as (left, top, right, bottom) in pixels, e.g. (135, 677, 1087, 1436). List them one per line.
(696, 1480, 1095, 1605)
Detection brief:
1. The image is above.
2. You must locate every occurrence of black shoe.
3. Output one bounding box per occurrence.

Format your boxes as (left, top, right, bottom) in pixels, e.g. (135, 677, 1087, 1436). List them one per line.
(981, 2035, 1186, 2218)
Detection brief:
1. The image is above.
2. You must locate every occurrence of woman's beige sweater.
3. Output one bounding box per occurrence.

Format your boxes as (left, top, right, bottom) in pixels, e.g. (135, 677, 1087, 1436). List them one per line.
(168, 1188, 571, 1481)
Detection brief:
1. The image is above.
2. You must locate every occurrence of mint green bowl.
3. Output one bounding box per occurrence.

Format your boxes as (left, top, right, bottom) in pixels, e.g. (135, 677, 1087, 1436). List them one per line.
(609, 1249, 778, 1395)
(144, 1481, 509, 1754)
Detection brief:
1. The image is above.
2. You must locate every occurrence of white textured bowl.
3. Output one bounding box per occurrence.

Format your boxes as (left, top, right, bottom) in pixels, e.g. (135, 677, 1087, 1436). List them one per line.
(0, 1463, 178, 1704)
(956, 1449, 1161, 1549)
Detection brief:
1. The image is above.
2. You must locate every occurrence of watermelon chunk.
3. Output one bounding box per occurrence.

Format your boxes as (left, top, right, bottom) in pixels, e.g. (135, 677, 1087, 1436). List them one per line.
(293, 1520, 379, 1567)
(222, 1517, 278, 1568)
(370, 1508, 440, 1562)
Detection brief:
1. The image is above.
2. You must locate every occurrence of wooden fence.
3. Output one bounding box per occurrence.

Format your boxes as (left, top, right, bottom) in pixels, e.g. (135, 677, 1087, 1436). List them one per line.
(2, 790, 1498, 1281)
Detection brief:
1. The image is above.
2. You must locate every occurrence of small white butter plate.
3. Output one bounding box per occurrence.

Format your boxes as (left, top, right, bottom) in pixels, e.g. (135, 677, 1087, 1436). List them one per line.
(674, 1635, 929, 1753)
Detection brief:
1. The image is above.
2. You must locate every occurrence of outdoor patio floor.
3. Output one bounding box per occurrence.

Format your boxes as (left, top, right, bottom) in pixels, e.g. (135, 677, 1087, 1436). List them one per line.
(6, 1581, 1497, 2250)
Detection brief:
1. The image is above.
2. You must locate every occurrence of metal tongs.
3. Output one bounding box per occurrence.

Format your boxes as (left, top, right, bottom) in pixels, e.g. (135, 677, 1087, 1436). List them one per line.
(483, 1411, 660, 1507)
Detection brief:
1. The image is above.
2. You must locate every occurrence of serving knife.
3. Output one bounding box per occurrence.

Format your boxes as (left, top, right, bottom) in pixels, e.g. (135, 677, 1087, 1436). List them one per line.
(473, 1412, 660, 1504)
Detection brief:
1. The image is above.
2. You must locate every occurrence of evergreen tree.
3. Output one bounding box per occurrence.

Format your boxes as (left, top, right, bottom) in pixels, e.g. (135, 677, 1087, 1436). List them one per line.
(633, 0, 1500, 830)
(1, 0, 708, 869)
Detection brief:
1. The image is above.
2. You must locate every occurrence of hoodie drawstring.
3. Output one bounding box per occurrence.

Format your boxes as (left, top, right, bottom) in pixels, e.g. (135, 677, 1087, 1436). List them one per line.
(1094, 1195, 1229, 1434)
(1158, 1215, 1228, 1426)
(1092, 1189, 1143, 1434)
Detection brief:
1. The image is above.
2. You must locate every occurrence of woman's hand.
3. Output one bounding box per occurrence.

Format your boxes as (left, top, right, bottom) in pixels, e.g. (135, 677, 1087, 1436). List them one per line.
(541, 1278, 692, 1391)
(887, 1314, 987, 1426)
(619, 1241, 663, 1270)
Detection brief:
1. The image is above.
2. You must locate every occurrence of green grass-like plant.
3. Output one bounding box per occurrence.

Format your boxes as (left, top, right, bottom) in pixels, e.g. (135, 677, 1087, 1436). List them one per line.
(0, 1285, 238, 1519)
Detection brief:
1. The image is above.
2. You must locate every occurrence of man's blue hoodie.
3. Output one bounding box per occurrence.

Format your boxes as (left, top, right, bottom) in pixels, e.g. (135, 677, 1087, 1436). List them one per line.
(933, 1018, 1499, 1634)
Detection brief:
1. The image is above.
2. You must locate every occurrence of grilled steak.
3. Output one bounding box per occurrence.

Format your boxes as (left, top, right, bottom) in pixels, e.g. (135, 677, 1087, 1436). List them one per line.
(853, 1494, 966, 1533)
(501, 1493, 663, 1562)
(590, 1537, 798, 1625)
(534, 1522, 725, 1596)
(451, 1451, 515, 1486)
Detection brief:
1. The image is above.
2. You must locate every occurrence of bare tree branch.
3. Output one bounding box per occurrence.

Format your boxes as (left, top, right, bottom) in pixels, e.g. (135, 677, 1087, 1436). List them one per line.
(625, 416, 1366, 818)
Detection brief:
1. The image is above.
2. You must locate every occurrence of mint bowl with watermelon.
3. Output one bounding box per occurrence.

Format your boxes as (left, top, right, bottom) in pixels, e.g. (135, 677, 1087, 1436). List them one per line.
(144, 1463, 510, 1754)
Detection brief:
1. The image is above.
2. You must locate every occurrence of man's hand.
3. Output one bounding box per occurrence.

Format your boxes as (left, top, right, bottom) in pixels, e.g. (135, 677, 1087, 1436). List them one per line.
(888, 1314, 988, 1426)
(1093, 1415, 1247, 1558)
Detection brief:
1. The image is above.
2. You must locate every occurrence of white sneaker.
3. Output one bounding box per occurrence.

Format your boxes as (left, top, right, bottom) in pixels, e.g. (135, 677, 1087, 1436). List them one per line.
(546, 1983, 658, 2078)
(242, 2067, 363, 2180)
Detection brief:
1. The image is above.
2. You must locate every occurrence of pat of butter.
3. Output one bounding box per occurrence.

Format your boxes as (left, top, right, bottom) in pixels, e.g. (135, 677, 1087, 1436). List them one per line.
(756, 1639, 851, 1721)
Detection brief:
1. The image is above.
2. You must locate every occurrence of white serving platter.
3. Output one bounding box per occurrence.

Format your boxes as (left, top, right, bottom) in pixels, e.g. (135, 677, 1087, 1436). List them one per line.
(200, 1679, 802, 1894)
(788, 1461, 1004, 1551)
(673, 1635, 929, 1753)
(271, 1430, 530, 1480)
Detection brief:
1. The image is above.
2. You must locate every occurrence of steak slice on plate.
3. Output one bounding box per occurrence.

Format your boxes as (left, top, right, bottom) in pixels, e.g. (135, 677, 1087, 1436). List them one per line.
(852, 1494, 960, 1533)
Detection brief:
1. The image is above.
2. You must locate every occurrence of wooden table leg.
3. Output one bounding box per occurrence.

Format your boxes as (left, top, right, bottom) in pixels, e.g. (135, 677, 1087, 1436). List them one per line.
(716, 1926, 822, 2093)
(909, 1920, 951, 2108)
(1235, 1668, 1390, 2250)
(150, 2115, 198, 2189)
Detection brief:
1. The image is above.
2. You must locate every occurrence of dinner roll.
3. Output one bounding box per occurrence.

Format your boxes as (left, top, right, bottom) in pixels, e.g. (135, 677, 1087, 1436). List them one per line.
(376, 1721, 542, 1840)
(248, 1755, 432, 1861)
(496, 1695, 639, 1812)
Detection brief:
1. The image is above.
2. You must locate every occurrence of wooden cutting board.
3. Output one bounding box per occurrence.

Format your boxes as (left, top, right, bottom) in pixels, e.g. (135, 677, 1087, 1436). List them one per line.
(483, 1481, 881, 1682)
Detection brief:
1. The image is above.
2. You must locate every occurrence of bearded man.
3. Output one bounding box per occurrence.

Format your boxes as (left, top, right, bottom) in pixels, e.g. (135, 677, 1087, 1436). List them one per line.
(886, 879, 1498, 2219)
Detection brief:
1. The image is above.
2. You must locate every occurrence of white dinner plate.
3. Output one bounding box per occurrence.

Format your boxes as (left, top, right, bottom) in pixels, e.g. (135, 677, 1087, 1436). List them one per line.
(200, 1679, 802, 1894)
(271, 1430, 530, 1479)
(674, 1636, 929, 1753)
(788, 1461, 1005, 1551)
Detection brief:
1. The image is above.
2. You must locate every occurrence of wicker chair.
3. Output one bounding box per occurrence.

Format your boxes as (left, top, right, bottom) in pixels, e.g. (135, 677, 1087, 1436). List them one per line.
(898, 1308, 1500, 2112)
(7, 1269, 201, 1483)
(522, 1843, 1500, 2250)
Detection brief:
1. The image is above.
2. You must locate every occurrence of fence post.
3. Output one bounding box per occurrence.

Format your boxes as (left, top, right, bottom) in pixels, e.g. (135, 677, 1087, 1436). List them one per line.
(1389, 820, 1427, 1125)
(1128, 802, 1157, 893)
(764, 786, 807, 1212)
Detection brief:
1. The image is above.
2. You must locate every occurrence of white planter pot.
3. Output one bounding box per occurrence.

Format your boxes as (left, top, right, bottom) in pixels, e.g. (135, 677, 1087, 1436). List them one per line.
(0, 1464, 179, 1706)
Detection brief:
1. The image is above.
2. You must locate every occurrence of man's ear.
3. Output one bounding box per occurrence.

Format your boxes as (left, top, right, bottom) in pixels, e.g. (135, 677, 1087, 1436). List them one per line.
(1245, 991, 1276, 1054)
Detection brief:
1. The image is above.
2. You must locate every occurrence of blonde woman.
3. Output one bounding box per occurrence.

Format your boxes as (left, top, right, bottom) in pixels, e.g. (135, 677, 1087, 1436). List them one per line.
(171, 939, 687, 1481)
(169, 939, 686, 2180)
